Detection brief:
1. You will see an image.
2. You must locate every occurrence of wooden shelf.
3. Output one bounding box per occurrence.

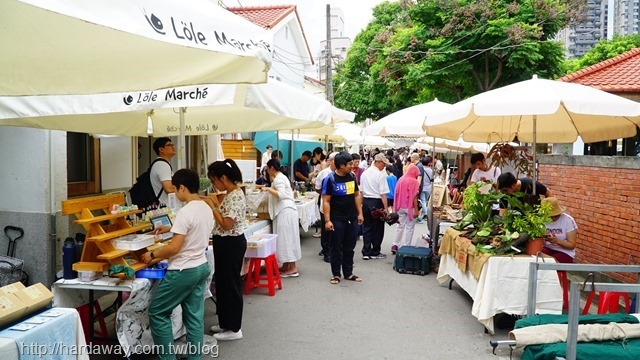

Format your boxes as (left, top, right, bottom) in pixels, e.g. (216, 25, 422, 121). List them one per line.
(87, 223, 152, 242)
(97, 250, 131, 260)
(62, 193, 158, 279)
(74, 210, 142, 224)
(72, 262, 109, 272)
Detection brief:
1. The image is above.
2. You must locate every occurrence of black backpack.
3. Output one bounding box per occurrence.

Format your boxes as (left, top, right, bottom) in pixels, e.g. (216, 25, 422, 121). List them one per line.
(129, 158, 171, 208)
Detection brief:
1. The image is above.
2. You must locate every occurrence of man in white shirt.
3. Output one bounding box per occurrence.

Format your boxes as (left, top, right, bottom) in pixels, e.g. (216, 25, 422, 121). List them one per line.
(315, 152, 338, 262)
(150, 137, 176, 206)
(359, 153, 390, 260)
(469, 153, 501, 185)
(261, 145, 273, 170)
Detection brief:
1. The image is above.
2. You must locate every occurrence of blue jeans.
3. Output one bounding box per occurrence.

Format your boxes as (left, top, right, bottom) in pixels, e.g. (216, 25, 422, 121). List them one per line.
(420, 190, 431, 216)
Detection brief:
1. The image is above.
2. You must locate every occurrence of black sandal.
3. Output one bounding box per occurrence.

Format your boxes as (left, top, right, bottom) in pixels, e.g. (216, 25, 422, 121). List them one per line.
(344, 274, 362, 282)
(330, 276, 340, 284)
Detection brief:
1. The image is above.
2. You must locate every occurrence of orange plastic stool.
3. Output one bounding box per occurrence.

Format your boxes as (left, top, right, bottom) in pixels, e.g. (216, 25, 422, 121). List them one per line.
(557, 271, 569, 310)
(583, 291, 631, 314)
(244, 253, 282, 296)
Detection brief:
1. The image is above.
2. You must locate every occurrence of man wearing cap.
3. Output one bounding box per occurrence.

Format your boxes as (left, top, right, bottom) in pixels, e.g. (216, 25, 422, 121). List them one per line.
(359, 153, 391, 260)
(315, 152, 338, 262)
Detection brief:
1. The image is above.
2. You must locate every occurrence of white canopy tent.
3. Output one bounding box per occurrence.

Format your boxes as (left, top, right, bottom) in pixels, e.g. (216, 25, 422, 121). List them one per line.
(0, 80, 333, 166)
(1, 0, 273, 96)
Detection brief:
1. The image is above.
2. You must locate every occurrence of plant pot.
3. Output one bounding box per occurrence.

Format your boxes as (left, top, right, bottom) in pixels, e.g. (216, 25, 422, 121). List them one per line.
(525, 237, 545, 255)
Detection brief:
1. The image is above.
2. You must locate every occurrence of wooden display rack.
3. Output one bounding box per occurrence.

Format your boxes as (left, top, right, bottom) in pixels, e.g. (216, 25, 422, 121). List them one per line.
(61, 193, 162, 277)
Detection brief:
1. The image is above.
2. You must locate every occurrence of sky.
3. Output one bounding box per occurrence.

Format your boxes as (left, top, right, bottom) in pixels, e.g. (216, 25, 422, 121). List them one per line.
(230, 0, 388, 57)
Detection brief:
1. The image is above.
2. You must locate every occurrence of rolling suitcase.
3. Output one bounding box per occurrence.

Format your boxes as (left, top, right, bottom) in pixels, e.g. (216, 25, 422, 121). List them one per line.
(393, 245, 432, 276)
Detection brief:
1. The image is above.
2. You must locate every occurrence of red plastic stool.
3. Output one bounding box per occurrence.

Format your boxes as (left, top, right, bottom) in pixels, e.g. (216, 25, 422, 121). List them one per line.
(557, 271, 569, 310)
(244, 254, 282, 296)
(583, 291, 631, 314)
(76, 301, 109, 342)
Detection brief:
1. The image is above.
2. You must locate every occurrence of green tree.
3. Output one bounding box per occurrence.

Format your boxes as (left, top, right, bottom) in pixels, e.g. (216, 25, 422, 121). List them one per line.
(334, 0, 583, 122)
(563, 34, 640, 74)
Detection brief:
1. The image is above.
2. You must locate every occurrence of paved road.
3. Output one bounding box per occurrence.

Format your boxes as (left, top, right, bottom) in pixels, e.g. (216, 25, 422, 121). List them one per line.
(205, 221, 523, 360)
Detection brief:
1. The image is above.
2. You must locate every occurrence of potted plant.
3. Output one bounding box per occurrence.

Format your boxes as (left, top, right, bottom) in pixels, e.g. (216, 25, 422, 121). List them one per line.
(487, 142, 533, 177)
(502, 195, 552, 254)
(454, 181, 505, 242)
(199, 177, 212, 195)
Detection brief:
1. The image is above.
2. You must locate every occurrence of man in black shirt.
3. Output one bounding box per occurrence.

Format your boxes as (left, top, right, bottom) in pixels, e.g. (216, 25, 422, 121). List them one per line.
(322, 151, 364, 284)
(293, 150, 313, 182)
(497, 172, 553, 204)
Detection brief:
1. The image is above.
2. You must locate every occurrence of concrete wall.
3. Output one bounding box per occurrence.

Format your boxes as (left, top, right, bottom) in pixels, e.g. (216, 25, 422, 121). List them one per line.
(0, 127, 68, 286)
(270, 22, 306, 89)
(538, 154, 640, 283)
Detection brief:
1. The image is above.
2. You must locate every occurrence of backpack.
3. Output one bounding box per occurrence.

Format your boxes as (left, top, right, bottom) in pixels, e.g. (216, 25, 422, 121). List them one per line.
(129, 158, 170, 209)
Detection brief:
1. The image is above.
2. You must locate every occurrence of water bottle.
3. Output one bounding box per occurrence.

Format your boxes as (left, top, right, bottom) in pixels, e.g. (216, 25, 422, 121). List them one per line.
(62, 237, 77, 279)
(75, 233, 85, 262)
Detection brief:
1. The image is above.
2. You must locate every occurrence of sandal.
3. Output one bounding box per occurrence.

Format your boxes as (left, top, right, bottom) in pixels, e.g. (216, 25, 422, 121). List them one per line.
(344, 274, 362, 282)
(330, 276, 340, 284)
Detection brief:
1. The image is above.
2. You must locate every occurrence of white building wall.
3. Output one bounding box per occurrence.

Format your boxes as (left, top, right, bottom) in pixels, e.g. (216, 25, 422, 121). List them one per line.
(100, 136, 134, 192)
(269, 24, 306, 89)
(0, 127, 67, 285)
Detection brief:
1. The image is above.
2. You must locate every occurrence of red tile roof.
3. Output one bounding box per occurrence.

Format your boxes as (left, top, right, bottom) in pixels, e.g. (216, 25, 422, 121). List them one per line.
(226, 5, 296, 30)
(558, 48, 640, 93)
(226, 5, 313, 63)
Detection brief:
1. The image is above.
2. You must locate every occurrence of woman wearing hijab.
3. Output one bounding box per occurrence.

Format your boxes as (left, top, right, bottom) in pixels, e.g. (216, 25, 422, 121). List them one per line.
(390, 164, 421, 254)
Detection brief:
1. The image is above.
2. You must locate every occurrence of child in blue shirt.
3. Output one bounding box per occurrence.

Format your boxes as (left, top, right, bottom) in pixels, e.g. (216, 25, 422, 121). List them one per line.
(386, 165, 397, 213)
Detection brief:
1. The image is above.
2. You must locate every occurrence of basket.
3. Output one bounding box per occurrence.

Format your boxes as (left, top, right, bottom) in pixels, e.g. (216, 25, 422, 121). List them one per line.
(136, 262, 168, 279)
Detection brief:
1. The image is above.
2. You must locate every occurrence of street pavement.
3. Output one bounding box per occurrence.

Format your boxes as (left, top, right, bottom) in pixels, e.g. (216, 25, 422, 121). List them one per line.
(205, 221, 523, 360)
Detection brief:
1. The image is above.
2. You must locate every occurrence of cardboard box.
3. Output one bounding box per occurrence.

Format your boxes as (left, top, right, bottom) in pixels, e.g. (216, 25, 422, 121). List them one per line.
(14, 283, 54, 316)
(0, 281, 26, 296)
(0, 292, 27, 328)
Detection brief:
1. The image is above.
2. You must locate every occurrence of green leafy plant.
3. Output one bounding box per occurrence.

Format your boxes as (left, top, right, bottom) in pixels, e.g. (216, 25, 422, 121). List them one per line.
(454, 181, 505, 242)
(487, 142, 533, 177)
(503, 194, 552, 239)
(199, 177, 212, 192)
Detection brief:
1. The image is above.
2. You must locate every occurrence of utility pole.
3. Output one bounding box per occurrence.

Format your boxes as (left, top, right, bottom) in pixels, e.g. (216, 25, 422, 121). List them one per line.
(325, 4, 334, 104)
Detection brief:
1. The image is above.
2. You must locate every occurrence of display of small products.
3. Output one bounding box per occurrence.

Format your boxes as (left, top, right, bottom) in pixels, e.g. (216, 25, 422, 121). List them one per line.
(111, 204, 139, 215)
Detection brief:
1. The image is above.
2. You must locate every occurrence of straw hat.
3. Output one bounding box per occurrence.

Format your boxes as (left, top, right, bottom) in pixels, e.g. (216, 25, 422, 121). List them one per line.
(542, 197, 564, 217)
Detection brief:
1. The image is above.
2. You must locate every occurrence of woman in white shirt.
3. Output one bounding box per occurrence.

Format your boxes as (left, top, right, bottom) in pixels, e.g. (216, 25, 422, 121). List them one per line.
(262, 159, 302, 277)
(541, 197, 578, 263)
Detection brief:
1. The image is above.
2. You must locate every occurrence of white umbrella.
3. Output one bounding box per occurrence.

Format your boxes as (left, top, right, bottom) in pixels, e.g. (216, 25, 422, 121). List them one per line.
(415, 137, 489, 153)
(424, 75, 640, 143)
(423, 75, 640, 187)
(1, 0, 272, 96)
(363, 99, 453, 136)
(0, 80, 333, 166)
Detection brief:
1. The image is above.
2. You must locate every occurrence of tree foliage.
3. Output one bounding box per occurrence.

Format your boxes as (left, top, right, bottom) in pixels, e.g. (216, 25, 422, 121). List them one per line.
(334, 0, 583, 122)
(563, 34, 640, 74)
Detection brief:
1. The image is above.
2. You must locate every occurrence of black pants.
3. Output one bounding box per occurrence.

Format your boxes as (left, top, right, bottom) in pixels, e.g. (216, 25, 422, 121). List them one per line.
(320, 212, 331, 256)
(329, 219, 357, 277)
(362, 197, 385, 256)
(212, 234, 247, 332)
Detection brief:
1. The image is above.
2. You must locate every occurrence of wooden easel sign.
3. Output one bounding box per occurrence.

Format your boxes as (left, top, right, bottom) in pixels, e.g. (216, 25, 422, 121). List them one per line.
(430, 184, 449, 207)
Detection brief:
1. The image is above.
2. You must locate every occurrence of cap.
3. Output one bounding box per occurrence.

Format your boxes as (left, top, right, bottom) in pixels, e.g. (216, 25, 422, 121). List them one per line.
(374, 153, 391, 165)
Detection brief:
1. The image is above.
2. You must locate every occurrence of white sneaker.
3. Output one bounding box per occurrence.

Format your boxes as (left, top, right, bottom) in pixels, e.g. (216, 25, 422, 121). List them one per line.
(214, 329, 243, 341)
(210, 325, 225, 333)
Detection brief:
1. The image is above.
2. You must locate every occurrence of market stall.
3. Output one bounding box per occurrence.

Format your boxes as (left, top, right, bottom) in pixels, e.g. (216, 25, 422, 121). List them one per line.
(437, 228, 563, 334)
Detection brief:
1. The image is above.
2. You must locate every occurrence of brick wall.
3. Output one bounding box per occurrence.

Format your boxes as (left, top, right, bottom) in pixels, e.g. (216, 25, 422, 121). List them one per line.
(538, 155, 640, 283)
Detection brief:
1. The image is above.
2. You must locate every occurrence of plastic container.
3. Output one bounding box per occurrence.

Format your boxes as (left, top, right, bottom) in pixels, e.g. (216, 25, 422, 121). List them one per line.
(78, 271, 101, 282)
(136, 261, 168, 279)
(112, 234, 154, 251)
(245, 234, 277, 258)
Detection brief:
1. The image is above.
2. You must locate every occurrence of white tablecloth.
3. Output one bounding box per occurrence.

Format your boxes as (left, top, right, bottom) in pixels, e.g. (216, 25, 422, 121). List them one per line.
(52, 278, 184, 356)
(295, 193, 320, 232)
(436, 254, 563, 334)
(0, 308, 88, 360)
